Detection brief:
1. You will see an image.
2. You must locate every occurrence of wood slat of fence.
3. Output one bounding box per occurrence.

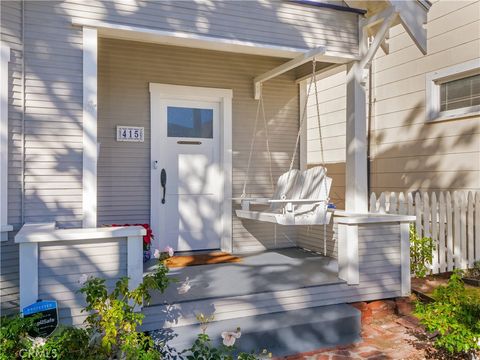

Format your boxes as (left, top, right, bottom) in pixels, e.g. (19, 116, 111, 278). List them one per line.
(438, 192, 446, 273)
(370, 193, 377, 213)
(446, 191, 454, 272)
(430, 193, 438, 273)
(379, 192, 386, 213)
(398, 192, 406, 215)
(415, 192, 423, 238)
(407, 193, 414, 216)
(453, 191, 461, 269)
(390, 192, 398, 214)
(467, 191, 475, 268)
(476, 192, 480, 262)
(460, 192, 467, 269)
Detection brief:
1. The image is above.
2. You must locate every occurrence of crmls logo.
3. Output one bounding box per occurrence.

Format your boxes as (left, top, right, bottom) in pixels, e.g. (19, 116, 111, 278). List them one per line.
(19, 348, 58, 359)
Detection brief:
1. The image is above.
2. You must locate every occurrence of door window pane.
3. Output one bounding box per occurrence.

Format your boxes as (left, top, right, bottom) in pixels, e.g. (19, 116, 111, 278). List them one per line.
(167, 107, 213, 138)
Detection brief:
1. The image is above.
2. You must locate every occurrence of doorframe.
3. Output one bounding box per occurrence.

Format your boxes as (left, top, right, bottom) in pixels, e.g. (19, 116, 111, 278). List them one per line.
(149, 83, 233, 253)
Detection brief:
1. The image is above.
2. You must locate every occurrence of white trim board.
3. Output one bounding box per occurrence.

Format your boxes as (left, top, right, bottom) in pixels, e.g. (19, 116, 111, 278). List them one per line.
(149, 84, 233, 253)
(0, 44, 11, 241)
(72, 18, 310, 59)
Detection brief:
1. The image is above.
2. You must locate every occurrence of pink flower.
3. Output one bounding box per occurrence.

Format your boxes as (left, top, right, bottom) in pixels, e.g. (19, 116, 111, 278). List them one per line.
(153, 248, 161, 259)
(221, 328, 241, 347)
(164, 246, 174, 257)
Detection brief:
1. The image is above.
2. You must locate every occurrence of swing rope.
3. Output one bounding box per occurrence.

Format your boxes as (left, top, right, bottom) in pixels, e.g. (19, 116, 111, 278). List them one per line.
(241, 84, 274, 197)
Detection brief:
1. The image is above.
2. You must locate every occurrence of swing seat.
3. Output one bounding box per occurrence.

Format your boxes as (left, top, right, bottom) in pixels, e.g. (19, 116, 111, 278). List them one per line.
(235, 166, 332, 226)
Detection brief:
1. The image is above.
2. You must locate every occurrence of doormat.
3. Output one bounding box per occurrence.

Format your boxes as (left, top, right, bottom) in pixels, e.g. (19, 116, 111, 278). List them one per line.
(165, 252, 241, 268)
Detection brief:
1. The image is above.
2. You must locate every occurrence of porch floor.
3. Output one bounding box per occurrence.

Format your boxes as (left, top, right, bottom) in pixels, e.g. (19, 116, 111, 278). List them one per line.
(144, 247, 343, 306)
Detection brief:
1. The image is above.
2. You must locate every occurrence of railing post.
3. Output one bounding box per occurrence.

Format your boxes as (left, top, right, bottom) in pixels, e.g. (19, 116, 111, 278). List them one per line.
(19, 242, 38, 310)
(127, 235, 143, 310)
(338, 223, 359, 285)
(400, 222, 411, 296)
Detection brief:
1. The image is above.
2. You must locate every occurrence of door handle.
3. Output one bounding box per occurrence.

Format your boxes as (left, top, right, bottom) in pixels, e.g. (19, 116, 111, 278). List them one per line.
(160, 168, 167, 204)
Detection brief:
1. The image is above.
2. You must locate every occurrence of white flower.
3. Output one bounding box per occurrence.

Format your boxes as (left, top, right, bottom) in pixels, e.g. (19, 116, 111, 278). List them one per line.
(153, 248, 161, 259)
(221, 329, 241, 347)
(32, 337, 46, 348)
(78, 274, 89, 285)
(177, 277, 191, 294)
(164, 245, 174, 257)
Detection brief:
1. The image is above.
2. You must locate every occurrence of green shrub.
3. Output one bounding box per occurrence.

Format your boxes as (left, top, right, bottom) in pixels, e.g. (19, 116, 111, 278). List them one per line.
(0, 314, 37, 360)
(78, 262, 171, 359)
(414, 271, 480, 355)
(410, 224, 435, 278)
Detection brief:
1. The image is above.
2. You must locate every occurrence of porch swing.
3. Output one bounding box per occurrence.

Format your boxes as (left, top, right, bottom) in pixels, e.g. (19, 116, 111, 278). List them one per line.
(235, 58, 332, 226)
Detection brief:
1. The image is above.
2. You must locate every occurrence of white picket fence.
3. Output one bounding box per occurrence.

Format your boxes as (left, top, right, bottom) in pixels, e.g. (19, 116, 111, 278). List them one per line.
(370, 191, 480, 274)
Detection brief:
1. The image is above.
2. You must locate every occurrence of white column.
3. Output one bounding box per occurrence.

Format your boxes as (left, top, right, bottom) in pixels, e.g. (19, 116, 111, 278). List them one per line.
(0, 44, 11, 242)
(19, 242, 38, 309)
(345, 21, 368, 213)
(400, 222, 411, 296)
(127, 235, 143, 311)
(82, 27, 98, 228)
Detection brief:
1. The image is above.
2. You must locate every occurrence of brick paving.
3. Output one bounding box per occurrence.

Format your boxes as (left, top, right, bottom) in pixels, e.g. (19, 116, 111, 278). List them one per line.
(279, 298, 429, 360)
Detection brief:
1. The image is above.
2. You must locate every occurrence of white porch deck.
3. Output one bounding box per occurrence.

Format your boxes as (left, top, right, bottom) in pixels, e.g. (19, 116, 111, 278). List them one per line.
(144, 248, 342, 306)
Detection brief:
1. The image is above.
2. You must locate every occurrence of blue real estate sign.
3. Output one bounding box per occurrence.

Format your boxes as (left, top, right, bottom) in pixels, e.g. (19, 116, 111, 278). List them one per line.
(23, 300, 58, 337)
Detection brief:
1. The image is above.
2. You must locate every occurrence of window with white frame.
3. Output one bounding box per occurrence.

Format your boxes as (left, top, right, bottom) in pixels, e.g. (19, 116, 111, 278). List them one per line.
(426, 59, 480, 122)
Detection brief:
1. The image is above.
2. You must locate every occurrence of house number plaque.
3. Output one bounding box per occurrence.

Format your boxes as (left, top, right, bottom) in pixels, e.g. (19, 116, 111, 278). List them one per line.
(117, 126, 144, 142)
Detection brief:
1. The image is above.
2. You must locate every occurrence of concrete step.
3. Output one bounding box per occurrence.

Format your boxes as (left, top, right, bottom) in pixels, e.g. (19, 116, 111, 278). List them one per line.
(150, 304, 361, 357)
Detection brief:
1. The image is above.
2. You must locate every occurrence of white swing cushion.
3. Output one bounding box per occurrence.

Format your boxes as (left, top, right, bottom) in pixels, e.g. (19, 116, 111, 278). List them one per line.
(236, 166, 332, 226)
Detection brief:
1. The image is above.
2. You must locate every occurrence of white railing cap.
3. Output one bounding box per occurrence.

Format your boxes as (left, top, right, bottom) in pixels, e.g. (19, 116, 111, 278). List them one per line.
(15, 223, 146, 244)
(333, 211, 416, 225)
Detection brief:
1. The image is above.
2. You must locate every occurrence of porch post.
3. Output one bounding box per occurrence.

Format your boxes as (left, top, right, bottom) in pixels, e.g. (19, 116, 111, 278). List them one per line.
(82, 27, 98, 228)
(345, 20, 368, 213)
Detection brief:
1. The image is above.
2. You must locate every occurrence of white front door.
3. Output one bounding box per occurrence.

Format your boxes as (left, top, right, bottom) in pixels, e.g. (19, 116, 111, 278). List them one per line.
(151, 89, 223, 252)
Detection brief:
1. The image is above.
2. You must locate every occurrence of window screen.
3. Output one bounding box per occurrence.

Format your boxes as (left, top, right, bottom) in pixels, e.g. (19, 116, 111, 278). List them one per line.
(439, 74, 480, 112)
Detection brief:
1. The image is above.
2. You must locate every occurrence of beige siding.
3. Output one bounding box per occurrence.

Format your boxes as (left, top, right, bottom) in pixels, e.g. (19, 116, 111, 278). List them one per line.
(98, 39, 300, 252)
(307, 0, 480, 202)
(306, 67, 347, 209)
(37, 238, 128, 326)
(370, 0, 480, 193)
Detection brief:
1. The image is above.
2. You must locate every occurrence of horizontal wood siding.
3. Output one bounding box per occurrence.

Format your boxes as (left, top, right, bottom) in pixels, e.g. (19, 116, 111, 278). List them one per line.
(37, 238, 127, 326)
(297, 222, 338, 258)
(61, 1, 358, 55)
(98, 39, 299, 252)
(370, 0, 480, 193)
(142, 221, 402, 330)
(1, 0, 22, 314)
(306, 69, 347, 209)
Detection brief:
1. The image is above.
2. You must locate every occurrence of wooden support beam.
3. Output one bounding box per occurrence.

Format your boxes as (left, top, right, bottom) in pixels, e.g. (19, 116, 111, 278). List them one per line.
(253, 46, 325, 99)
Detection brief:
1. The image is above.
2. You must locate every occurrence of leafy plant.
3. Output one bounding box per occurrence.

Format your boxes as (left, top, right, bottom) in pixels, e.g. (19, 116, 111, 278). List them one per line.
(414, 270, 480, 355)
(0, 314, 37, 360)
(410, 224, 435, 278)
(79, 262, 172, 359)
(464, 260, 480, 279)
(182, 332, 270, 360)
